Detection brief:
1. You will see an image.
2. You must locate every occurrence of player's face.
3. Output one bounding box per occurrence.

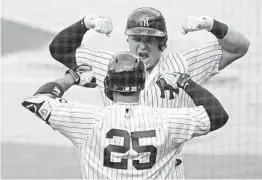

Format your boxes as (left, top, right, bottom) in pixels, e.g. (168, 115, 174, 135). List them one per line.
(128, 35, 162, 71)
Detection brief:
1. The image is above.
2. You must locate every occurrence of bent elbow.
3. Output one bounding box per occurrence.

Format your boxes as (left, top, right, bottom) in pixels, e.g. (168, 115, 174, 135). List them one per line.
(49, 42, 59, 60)
(210, 111, 229, 131)
(219, 111, 229, 128)
(48, 41, 77, 68)
(239, 38, 251, 57)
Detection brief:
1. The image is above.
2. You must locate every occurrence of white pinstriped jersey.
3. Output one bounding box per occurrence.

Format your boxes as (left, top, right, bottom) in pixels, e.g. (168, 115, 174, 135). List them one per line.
(75, 40, 222, 108)
(71, 40, 221, 178)
(23, 95, 210, 179)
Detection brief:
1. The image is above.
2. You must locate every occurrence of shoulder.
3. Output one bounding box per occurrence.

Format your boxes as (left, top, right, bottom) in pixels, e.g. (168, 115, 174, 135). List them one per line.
(160, 51, 189, 73)
(70, 101, 103, 114)
(76, 45, 114, 58)
(161, 51, 187, 62)
(180, 40, 221, 57)
(23, 95, 69, 108)
(100, 104, 116, 113)
(155, 107, 196, 119)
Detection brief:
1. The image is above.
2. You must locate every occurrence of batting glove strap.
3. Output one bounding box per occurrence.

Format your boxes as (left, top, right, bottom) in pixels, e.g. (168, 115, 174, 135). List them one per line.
(210, 19, 229, 39)
(65, 69, 80, 84)
(177, 73, 191, 89)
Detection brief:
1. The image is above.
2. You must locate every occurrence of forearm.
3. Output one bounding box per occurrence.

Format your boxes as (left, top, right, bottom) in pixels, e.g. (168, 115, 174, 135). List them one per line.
(184, 79, 229, 131)
(54, 74, 75, 91)
(210, 20, 250, 55)
(49, 18, 89, 68)
(34, 74, 75, 99)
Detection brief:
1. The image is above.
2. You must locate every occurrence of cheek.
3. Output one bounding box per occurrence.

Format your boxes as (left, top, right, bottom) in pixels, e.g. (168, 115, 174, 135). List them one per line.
(128, 41, 138, 54)
(152, 41, 160, 51)
(149, 42, 161, 57)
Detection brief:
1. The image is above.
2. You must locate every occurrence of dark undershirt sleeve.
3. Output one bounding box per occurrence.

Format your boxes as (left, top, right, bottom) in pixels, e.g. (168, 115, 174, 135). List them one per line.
(184, 79, 229, 131)
(49, 18, 89, 68)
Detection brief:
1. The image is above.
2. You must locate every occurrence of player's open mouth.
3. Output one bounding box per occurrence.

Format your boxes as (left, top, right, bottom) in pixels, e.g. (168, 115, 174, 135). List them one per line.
(138, 52, 149, 60)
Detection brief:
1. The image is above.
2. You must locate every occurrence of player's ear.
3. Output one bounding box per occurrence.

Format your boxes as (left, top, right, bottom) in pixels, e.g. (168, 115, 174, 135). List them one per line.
(126, 35, 131, 42)
(159, 44, 167, 51)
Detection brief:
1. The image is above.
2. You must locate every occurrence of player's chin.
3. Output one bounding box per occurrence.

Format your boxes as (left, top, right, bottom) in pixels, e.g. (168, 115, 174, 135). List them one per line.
(144, 61, 155, 70)
(142, 58, 158, 70)
(140, 58, 150, 68)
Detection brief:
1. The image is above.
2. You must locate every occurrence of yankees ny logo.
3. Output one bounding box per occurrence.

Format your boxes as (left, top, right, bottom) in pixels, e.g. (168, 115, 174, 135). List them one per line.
(140, 17, 149, 27)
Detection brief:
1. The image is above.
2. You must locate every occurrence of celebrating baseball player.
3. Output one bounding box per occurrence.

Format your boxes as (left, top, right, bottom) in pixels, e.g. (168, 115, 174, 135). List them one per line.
(49, 7, 250, 106)
(22, 52, 228, 179)
(48, 7, 249, 175)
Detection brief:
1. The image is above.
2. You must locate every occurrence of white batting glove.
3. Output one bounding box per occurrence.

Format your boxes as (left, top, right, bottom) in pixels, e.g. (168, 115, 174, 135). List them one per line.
(157, 73, 184, 90)
(66, 64, 97, 88)
(181, 16, 214, 35)
(156, 72, 190, 99)
(84, 14, 113, 36)
(77, 70, 96, 87)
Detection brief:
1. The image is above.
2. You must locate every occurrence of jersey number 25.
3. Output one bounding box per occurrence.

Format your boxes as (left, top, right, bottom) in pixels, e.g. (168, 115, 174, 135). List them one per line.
(104, 129, 157, 170)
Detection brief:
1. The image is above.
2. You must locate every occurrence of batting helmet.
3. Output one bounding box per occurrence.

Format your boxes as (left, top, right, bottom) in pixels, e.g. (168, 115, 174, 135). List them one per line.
(104, 51, 146, 101)
(125, 7, 168, 50)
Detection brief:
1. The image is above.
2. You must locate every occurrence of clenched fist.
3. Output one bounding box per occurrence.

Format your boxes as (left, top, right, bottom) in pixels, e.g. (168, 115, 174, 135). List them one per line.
(84, 14, 113, 36)
(181, 16, 214, 35)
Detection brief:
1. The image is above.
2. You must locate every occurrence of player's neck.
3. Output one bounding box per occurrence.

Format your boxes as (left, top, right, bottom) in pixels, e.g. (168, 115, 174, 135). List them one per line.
(147, 57, 161, 73)
(113, 92, 140, 103)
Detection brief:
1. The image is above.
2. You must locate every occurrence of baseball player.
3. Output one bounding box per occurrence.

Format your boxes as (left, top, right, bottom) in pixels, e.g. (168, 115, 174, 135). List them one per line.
(22, 52, 228, 179)
(49, 7, 250, 107)
(48, 7, 249, 176)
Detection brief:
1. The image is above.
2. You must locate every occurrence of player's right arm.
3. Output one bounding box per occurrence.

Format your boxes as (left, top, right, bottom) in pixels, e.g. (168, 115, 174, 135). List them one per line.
(49, 15, 113, 88)
(21, 65, 99, 148)
(22, 95, 98, 148)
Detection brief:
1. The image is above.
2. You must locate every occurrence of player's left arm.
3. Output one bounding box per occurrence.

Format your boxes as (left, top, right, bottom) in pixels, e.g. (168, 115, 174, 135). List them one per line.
(158, 76, 229, 143)
(21, 64, 99, 147)
(181, 16, 250, 83)
(157, 73, 229, 133)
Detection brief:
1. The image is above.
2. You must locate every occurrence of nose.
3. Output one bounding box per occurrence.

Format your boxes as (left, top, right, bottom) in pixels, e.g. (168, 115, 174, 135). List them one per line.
(138, 41, 147, 49)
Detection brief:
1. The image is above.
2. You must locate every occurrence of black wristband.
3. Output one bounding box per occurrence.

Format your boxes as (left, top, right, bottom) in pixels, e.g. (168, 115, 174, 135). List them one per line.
(183, 79, 195, 92)
(80, 17, 89, 31)
(34, 82, 64, 98)
(177, 74, 190, 89)
(210, 20, 229, 39)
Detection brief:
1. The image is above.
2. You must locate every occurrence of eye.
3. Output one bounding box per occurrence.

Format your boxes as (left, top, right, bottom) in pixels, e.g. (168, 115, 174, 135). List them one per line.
(131, 36, 141, 42)
(147, 36, 157, 43)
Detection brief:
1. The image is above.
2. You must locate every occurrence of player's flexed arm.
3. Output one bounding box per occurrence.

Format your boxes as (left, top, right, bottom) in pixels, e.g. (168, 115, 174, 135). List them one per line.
(21, 64, 99, 147)
(49, 15, 113, 89)
(49, 15, 112, 68)
(179, 16, 250, 84)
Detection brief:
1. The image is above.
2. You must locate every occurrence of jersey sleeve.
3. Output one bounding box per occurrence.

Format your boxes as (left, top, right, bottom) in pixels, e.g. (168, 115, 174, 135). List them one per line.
(22, 95, 101, 148)
(180, 40, 222, 85)
(159, 106, 211, 144)
(75, 45, 113, 88)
